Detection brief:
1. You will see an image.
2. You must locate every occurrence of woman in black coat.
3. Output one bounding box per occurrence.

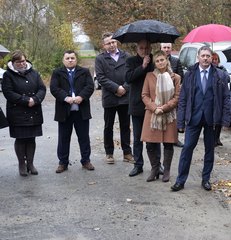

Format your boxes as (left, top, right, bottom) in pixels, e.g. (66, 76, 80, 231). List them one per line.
(2, 50, 46, 176)
(212, 52, 229, 147)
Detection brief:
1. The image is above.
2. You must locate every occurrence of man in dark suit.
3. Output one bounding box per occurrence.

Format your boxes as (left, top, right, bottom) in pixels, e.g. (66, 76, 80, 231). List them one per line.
(50, 50, 95, 173)
(95, 32, 133, 164)
(161, 43, 184, 148)
(160, 43, 184, 80)
(171, 46, 230, 191)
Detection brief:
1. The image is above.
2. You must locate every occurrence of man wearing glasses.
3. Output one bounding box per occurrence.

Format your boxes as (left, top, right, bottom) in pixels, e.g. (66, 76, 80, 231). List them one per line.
(95, 32, 134, 164)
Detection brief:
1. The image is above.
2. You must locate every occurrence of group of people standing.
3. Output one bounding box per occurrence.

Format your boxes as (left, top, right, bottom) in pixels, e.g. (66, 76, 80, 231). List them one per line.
(1, 33, 230, 192)
(96, 32, 230, 191)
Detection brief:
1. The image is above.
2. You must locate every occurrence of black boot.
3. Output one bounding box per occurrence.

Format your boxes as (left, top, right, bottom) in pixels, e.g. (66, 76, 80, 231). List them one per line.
(26, 139, 38, 175)
(14, 139, 28, 177)
(215, 125, 222, 147)
(146, 151, 159, 182)
(162, 148, 174, 182)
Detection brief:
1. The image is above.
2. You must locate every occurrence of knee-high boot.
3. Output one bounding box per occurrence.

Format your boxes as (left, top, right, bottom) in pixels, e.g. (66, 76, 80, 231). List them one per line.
(215, 125, 222, 146)
(162, 148, 174, 182)
(146, 150, 160, 182)
(14, 139, 28, 177)
(26, 139, 38, 175)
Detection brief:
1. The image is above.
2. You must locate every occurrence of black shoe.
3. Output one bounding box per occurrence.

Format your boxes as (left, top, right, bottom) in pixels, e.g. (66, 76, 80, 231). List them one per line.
(217, 140, 223, 146)
(171, 182, 184, 191)
(129, 166, 143, 177)
(159, 165, 164, 175)
(174, 140, 184, 148)
(201, 181, 212, 191)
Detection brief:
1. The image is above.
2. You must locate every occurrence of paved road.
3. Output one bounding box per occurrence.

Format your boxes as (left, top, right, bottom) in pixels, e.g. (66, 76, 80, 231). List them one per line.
(0, 90, 230, 240)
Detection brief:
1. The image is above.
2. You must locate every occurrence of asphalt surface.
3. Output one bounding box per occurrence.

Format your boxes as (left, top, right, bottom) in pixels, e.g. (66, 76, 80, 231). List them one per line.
(0, 89, 230, 240)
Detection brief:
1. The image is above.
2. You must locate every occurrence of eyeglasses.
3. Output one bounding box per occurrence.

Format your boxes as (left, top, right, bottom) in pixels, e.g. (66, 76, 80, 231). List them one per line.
(14, 59, 26, 64)
(104, 40, 117, 46)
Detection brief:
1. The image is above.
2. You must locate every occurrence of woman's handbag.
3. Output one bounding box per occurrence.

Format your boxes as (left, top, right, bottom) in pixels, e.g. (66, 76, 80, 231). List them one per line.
(0, 107, 8, 129)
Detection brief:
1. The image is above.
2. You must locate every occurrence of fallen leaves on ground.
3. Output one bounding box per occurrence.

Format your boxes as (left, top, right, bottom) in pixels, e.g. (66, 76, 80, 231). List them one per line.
(216, 158, 231, 166)
(212, 180, 231, 204)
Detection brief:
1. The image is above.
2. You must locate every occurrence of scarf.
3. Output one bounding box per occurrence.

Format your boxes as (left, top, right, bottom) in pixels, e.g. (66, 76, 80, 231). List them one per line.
(151, 70, 176, 130)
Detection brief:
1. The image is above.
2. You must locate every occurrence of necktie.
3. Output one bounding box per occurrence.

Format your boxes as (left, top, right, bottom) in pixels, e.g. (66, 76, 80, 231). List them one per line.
(68, 71, 74, 92)
(201, 70, 207, 94)
(68, 70, 79, 111)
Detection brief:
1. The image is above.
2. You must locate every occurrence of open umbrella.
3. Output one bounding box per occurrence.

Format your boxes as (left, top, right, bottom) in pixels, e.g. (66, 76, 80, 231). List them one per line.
(182, 24, 231, 43)
(112, 20, 180, 44)
(222, 46, 231, 62)
(0, 44, 10, 58)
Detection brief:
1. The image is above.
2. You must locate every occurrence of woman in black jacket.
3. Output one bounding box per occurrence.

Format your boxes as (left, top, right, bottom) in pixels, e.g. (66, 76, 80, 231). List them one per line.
(212, 52, 229, 147)
(2, 50, 46, 176)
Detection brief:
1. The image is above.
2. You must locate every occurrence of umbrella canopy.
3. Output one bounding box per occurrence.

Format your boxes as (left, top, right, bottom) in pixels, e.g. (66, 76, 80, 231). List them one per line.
(182, 24, 231, 43)
(222, 46, 231, 62)
(112, 20, 180, 43)
(0, 44, 10, 58)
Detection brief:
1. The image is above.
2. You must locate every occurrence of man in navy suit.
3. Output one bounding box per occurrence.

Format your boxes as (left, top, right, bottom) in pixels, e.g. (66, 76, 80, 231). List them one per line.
(171, 46, 230, 191)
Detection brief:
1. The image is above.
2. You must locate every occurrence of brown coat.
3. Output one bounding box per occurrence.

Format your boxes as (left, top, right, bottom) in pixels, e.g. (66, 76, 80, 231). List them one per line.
(141, 72, 181, 143)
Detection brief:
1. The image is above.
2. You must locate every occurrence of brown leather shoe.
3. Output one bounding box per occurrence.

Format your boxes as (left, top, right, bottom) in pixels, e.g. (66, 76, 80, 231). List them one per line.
(82, 162, 95, 170)
(105, 154, 114, 164)
(123, 154, 135, 164)
(56, 165, 68, 173)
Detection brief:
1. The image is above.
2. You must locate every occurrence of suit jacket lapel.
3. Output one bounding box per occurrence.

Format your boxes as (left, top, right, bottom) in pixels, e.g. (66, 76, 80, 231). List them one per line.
(196, 68, 204, 93)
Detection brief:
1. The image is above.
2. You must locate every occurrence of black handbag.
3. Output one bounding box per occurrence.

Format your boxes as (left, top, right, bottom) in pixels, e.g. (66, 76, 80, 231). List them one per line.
(0, 107, 8, 129)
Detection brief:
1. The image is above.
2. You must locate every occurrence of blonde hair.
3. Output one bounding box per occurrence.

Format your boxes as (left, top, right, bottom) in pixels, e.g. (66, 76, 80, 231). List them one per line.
(153, 50, 172, 73)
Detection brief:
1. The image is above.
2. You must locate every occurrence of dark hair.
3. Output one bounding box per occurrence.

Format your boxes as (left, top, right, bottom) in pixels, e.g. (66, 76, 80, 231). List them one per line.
(101, 32, 113, 41)
(198, 46, 213, 55)
(63, 50, 77, 56)
(11, 50, 27, 63)
(137, 39, 151, 45)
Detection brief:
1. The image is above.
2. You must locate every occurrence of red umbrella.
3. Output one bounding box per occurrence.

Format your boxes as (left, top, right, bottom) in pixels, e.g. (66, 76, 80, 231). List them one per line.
(182, 24, 231, 43)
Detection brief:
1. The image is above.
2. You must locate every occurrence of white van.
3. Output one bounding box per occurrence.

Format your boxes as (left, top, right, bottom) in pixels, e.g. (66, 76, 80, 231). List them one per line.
(179, 42, 231, 76)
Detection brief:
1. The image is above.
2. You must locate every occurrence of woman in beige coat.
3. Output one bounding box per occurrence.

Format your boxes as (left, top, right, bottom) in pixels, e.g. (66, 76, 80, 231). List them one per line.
(141, 50, 180, 182)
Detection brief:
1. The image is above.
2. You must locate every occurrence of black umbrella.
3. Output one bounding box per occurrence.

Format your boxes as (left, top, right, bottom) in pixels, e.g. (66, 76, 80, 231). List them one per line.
(0, 44, 10, 58)
(222, 46, 231, 62)
(112, 19, 180, 44)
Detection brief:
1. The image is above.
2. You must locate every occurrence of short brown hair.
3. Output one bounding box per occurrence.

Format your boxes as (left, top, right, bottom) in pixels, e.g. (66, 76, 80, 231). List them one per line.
(101, 32, 113, 41)
(212, 52, 220, 63)
(11, 50, 27, 63)
(198, 46, 213, 56)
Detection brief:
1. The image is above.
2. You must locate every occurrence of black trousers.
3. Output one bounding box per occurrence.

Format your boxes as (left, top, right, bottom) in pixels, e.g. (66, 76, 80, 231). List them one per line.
(57, 111, 91, 166)
(104, 105, 132, 155)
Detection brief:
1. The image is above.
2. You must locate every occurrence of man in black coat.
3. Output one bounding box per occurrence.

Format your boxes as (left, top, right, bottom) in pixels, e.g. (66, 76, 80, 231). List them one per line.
(125, 40, 161, 177)
(95, 32, 133, 164)
(161, 43, 184, 148)
(50, 50, 95, 173)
